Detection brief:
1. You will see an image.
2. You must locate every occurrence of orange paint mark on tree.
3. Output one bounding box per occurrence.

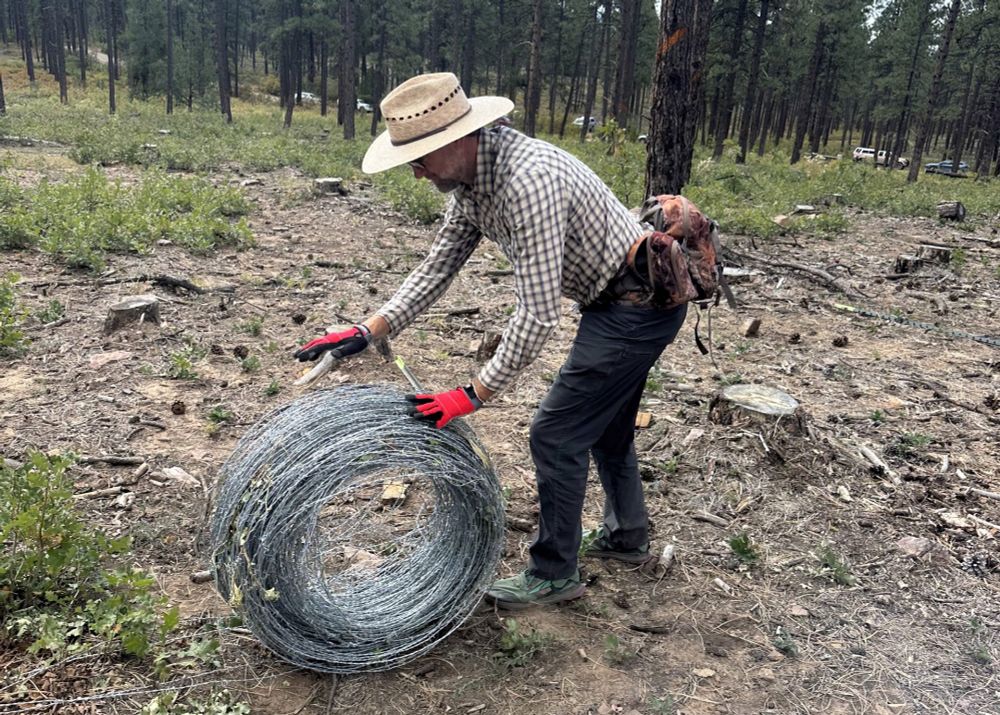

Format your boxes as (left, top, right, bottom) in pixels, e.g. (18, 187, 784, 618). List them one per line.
(657, 28, 687, 59)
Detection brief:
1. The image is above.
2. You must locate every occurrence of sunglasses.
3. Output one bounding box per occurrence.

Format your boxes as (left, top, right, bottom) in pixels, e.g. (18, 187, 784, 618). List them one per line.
(408, 156, 427, 170)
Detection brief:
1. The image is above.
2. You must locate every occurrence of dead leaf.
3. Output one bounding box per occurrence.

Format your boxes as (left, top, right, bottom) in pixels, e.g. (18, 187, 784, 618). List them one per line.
(789, 604, 810, 618)
(896, 536, 932, 559)
(682, 428, 705, 446)
(160, 466, 200, 488)
(940, 512, 974, 530)
(693, 667, 716, 678)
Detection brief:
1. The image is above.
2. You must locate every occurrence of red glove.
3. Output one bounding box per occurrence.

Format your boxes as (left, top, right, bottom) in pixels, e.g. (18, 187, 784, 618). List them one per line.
(294, 324, 371, 362)
(406, 385, 483, 429)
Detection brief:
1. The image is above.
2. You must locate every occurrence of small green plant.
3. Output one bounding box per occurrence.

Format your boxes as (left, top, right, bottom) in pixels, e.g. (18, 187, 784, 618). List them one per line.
(579, 527, 601, 557)
(0, 453, 177, 657)
(728, 532, 760, 566)
(168, 348, 200, 379)
(772, 627, 799, 657)
(493, 618, 551, 668)
(0, 273, 29, 356)
(208, 406, 232, 423)
(950, 247, 967, 271)
(240, 355, 261, 373)
(732, 340, 752, 355)
(887, 432, 932, 459)
(718, 372, 744, 386)
(870, 410, 885, 424)
(264, 379, 282, 396)
(238, 316, 263, 336)
(817, 545, 856, 586)
(603, 633, 634, 665)
(971, 646, 992, 666)
(648, 695, 677, 715)
(34, 299, 65, 324)
(140, 689, 250, 715)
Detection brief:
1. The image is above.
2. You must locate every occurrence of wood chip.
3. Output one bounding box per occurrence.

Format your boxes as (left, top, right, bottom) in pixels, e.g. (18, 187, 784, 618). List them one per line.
(160, 466, 200, 489)
(380, 481, 408, 506)
(634, 412, 652, 429)
(693, 667, 716, 678)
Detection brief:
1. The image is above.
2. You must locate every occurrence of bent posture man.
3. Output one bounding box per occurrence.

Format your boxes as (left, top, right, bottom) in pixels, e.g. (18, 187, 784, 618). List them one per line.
(295, 73, 687, 608)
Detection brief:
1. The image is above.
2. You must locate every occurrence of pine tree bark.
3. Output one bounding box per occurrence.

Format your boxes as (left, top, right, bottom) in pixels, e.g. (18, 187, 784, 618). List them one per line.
(166, 0, 174, 114)
(790, 21, 826, 165)
(737, 0, 768, 163)
(580, 1, 606, 143)
(712, 0, 748, 159)
(0, 72, 6, 116)
(524, 0, 543, 136)
(320, 40, 329, 117)
(646, 0, 714, 195)
(371, 0, 386, 137)
(76, 0, 87, 86)
(18, 0, 35, 83)
(907, 0, 962, 182)
(548, 0, 566, 134)
(612, 0, 641, 129)
(339, 0, 356, 140)
(214, 0, 232, 122)
(105, 0, 115, 113)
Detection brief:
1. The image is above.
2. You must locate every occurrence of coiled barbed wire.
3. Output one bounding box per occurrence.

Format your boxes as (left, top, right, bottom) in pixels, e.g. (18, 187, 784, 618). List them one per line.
(209, 385, 505, 673)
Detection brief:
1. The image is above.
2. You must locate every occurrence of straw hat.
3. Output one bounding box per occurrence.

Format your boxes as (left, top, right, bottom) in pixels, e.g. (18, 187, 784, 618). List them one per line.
(361, 73, 514, 174)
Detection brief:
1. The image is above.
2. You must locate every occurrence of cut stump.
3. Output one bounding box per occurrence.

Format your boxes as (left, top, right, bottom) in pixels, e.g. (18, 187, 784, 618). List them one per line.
(103, 294, 160, 334)
(917, 244, 953, 264)
(709, 384, 806, 434)
(894, 254, 922, 274)
(937, 201, 965, 221)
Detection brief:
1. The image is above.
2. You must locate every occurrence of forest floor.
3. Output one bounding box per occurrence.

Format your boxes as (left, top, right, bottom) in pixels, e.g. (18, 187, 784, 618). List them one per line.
(2, 144, 1000, 715)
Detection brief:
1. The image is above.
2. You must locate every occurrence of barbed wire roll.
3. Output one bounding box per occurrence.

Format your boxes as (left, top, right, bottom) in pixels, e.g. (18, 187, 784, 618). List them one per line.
(209, 385, 505, 673)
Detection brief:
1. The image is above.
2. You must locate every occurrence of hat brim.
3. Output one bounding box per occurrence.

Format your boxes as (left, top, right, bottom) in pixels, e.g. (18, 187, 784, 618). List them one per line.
(361, 96, 514, 174)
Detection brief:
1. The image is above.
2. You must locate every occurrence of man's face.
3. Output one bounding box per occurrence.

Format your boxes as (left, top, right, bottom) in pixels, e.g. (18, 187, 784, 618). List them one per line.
(408, 139, 471, 193)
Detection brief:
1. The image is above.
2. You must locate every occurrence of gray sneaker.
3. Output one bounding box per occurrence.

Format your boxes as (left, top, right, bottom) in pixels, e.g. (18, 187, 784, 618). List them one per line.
(582, 526, 653, 564)
(486, 570, 586, 610)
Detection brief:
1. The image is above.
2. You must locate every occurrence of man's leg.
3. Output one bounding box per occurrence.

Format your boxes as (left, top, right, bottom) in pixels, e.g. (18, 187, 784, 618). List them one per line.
(527, 304, 687, 580)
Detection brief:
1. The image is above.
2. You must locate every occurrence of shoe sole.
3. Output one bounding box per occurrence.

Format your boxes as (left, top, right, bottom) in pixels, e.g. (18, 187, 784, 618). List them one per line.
(583, 549, 654, 564)
(487, 583, 587, 610)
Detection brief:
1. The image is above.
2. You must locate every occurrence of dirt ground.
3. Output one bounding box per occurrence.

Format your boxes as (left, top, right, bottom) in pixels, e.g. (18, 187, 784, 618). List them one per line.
(2, 148, 999, 715)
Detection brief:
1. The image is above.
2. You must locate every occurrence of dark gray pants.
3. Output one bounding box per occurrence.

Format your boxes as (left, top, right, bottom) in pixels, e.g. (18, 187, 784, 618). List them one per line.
(528, 302, 688, 580)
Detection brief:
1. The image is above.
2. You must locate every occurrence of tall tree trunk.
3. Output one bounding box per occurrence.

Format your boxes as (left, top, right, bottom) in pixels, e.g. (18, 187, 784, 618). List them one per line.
(560, 12, 589, 138)
(737, 0, 768, 163)
(580, 1, 606, 142)
(524, 0, 542, 136)
(756, 90, 773, 156)
(548, 0, 566, 134)
(613, 0, 641, 129)
(646, 0, 714, 195)
(105, 0, 115, 113)
(166, 0, 174, 114)
(371, 0, 386, 136)
(214, 0, 232, 122)
(18, 0, 35, 82)
(0, 72, 6, 116)
(975, 77, 1000, 178)
(76, 0, 87, 86)
(339, 0, 356, 140)
(460, 4, 475, 93)
(494, 0, 505, 94)
(890, 0, 931, 166)
(950, 68, 980, 174)
(808, 59, 834, 154)
(790, 21, 826, 165)
(712, 0, 748, 159)
(320, 40, 328, 116)
(907, 0, 962, 182)
(231, 0, 239, 97)
(599, 1, 612, 122)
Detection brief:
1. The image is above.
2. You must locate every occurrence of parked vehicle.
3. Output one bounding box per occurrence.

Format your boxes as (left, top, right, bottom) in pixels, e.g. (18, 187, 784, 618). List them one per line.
(356, 99, 373, 112)
(299, 91, 319, 104)
(876, 150, 910, 169)
(924, 160, 969, 174)
(637, 134, 648, 143)
(852, 147, 876, 162)
(572, 116, 597, 131)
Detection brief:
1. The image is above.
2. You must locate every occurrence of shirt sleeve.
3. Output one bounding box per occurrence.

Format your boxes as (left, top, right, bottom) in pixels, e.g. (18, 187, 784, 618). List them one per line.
(478, 170, 569, 393)
(375, 196, 482, 335)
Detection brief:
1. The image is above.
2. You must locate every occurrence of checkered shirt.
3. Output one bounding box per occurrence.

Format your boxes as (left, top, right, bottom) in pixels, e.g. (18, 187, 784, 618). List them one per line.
(376, 127, 646, 393)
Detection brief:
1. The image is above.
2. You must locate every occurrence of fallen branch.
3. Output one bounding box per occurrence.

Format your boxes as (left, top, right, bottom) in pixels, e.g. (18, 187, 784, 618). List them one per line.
(74, 486, 124, 500)
(692, 511, 729, 528)
(294, 351, 338, 386)
(78, 455, 145, 466)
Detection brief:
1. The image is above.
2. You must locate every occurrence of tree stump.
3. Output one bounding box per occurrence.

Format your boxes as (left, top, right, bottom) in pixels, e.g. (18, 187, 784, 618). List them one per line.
(937, 201, 965, 221)
(314, 177, 348, 196)
(917, 244, 953, 264)
(709, 384, 806, 434)
(894, 254, 922, 274)
(103, 294, 160, 334)
(475, 331, 502, 362)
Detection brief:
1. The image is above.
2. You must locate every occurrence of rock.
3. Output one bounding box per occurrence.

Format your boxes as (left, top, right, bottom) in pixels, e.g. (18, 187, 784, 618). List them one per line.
(772, 214, 792, 228)
(792, 204, 818, 215)
(380, 481, 407, 506)
(836, 485, 852, 503)
(103, 294, 160, 334)
(240, 178, 262, 187)
(756, 667, 777, 682)
(832, 335, 848, 347)
(692, 667, 716, 678)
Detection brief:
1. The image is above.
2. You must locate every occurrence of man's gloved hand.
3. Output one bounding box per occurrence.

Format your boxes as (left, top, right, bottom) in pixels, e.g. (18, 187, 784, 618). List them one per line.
(294, 324, 371, 362)
(406, 385, 483, 429)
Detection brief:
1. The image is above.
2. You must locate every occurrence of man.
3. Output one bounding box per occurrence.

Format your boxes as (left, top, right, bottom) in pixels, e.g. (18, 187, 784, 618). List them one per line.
(295, 73, 687, 609)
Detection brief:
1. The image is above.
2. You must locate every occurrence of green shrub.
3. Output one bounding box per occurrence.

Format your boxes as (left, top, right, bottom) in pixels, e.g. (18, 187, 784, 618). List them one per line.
(0, 273, 29, 356)
(0, 452, 177, 657)
(493, 618, 551, 668)
(0, 169, 252, 270)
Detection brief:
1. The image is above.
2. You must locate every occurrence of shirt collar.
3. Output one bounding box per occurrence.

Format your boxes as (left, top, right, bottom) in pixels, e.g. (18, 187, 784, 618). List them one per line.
(463, 127, 504, 198)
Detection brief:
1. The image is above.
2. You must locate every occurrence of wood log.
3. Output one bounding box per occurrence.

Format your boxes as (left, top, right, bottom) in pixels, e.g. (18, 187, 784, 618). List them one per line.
(937, 201, 966, 221)
(917, 244, 953, 263)
(103, 294, 160, 334)
(314, 177, 348, 196)
(894, 254, 922, 274)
